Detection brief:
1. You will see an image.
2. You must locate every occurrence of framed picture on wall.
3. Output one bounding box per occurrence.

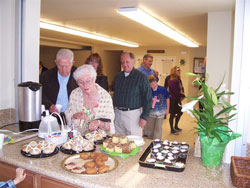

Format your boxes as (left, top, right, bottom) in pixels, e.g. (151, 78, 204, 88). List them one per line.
(193, 57, 205, 74)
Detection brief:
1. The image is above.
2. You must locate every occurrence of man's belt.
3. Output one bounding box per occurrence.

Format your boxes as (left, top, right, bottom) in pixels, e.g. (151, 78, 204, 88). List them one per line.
(116, 107, 140, 111)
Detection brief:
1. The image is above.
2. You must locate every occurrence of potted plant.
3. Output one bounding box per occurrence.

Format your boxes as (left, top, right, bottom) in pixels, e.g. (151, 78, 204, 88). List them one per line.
(183, 73, 241, 168)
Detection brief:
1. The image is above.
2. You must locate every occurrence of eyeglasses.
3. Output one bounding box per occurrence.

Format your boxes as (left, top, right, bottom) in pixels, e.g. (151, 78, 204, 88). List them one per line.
(77, 79, 93, 86)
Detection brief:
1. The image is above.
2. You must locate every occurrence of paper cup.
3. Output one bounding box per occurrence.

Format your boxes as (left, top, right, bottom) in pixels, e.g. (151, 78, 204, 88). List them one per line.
(0, 133, 4, 149)
(55, 104, 63, 113)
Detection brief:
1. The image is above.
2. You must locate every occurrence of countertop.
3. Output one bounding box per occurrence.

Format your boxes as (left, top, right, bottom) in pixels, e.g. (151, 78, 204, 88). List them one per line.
(0, 134, 235, 188)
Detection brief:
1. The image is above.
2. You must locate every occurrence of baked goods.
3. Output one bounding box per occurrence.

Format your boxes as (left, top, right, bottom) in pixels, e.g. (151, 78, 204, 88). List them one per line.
(22, 140, 56, 155)
(84, 129, 107, 143)
(62, 135, 95, 153)
(63, 152, 112, 174)
(102, 134, 137, 154)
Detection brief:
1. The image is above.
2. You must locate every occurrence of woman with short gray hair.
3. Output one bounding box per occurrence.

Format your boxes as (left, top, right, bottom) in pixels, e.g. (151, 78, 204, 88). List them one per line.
(65, 64, 115, 134)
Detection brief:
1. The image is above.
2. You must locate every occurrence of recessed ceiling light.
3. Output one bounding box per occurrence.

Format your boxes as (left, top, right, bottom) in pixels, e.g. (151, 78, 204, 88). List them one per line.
(40, 22, 139, 48)
(117, 7, 199, 48)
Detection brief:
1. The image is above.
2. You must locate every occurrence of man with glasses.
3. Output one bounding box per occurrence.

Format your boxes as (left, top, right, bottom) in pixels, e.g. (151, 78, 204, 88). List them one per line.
(40, 49, 78, 113)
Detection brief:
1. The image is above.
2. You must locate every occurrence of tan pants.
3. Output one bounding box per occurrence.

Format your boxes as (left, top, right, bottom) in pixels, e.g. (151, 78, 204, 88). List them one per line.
(114, 108, 142, 136)
(144, 116, 164, 140)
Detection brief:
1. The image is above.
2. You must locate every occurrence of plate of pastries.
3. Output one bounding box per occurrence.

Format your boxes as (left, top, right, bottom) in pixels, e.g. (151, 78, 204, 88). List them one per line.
(21, 140, 59, 158)
(83, 129, 111, 145)
(62, 152, 118, 175)
(60, 135, 96, 155)
(101, 134, 140, 159)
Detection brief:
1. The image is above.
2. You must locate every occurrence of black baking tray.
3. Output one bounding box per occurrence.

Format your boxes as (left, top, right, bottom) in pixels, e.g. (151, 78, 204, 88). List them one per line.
(21, 147, 59, 158)
(138, 142, 188, 172)
(60, 145, 96, 155)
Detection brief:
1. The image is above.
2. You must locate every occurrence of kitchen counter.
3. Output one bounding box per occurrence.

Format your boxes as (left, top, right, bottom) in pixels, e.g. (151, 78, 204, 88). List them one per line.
(0, 136, 235, 188)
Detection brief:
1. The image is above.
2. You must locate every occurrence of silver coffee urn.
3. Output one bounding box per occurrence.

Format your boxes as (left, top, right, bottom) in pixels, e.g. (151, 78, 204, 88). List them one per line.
(18, 81, 42, 131)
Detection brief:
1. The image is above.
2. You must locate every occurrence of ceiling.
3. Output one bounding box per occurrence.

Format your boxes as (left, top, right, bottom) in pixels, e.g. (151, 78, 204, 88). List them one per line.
(40, 0, 235, 48)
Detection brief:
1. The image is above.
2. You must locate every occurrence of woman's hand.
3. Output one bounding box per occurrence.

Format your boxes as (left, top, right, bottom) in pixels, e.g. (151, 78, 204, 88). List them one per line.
(72, 112, 88, 120)
(99, 122, 110, 131)
(88, 120, 99, 131)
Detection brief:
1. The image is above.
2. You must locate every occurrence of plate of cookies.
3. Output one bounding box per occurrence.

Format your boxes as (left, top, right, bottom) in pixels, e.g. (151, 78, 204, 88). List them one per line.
(21, 140, 59, 158)
(83, 129, 111, 145)
(61, 152, 118, 175)
(60, 135, 96, 155)
(100, 134, 140, 159)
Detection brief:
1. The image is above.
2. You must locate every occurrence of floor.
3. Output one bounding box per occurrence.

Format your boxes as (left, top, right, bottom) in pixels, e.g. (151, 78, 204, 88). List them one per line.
(161, 111, 197, 148)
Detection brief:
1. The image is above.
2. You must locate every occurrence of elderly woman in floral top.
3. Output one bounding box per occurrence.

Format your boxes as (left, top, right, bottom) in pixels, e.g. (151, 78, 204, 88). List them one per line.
(65, 65, 115, 134)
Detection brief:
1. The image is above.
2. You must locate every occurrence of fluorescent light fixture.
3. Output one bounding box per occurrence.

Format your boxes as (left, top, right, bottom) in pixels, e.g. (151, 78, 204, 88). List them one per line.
(117, 7, 199, 47)
(40, 22, 139, 48)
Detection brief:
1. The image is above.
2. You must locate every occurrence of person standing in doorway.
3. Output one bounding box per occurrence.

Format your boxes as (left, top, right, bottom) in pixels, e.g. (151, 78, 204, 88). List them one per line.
(113, 52, 152, 136)
(168, 66, 185, 134)
(40, 49, 78, 113)
(138, 54, 159, 81)
(144, 75, 170, 140)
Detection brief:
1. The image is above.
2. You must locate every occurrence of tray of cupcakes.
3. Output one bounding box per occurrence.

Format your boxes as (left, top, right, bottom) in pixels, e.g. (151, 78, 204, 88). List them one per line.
(83, 129, 111, 145)
(60, 135, 96, 155)
(100, 134, 140, 159)
(138, 139, 189, 172)
(61, 152, 118, 175)
(21, 140, 59, 158)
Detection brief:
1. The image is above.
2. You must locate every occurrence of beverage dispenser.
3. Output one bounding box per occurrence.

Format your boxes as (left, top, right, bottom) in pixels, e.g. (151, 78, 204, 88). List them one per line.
(18, 81, 42, 131)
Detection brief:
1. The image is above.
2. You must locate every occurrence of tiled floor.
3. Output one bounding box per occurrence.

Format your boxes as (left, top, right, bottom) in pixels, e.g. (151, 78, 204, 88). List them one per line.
(161, 112, 197, 147)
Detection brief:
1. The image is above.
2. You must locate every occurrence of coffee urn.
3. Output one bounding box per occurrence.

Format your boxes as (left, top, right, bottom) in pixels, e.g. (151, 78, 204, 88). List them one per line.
(18, 82, 42, 131)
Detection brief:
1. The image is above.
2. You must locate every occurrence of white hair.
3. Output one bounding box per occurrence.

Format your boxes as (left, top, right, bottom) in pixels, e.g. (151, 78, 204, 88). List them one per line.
(73, 64, 97, 81)
(56, 49, 74, 64)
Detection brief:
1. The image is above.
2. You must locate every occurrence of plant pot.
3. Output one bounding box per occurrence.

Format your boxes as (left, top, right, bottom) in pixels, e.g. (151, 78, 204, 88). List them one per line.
(200, 135, 227, 167)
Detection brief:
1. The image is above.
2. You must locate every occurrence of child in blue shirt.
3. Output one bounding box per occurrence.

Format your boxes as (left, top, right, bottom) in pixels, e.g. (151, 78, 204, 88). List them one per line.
(0, 168, 26, 188)
(144, 75, 170, 139)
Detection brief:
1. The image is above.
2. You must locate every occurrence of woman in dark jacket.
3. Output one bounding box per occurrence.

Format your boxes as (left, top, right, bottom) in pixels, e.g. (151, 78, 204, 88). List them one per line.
(85, 53, 109, 91)
(168, 66, 185, 134)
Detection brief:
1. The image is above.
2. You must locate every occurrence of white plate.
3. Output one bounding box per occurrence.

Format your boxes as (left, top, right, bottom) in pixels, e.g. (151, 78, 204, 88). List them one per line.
(127, 135, 145, 146)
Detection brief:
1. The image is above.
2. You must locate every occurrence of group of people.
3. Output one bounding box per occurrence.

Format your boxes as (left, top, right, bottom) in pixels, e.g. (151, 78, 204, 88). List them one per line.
(39, 49, 185, 141)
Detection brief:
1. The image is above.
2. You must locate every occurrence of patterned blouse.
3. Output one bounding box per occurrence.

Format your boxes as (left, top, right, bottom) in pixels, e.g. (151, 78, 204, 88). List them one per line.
(65, 84, 115, 134)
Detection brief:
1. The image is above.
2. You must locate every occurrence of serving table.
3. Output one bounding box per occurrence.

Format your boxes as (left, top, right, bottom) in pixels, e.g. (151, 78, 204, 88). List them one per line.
(0, 136, 234, 188)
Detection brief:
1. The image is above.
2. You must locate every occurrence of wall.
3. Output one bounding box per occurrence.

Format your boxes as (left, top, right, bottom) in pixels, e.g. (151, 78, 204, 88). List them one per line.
(40, 46, 91, 69)
(206, 11, 234, 163)
(0, 0, 16, 109)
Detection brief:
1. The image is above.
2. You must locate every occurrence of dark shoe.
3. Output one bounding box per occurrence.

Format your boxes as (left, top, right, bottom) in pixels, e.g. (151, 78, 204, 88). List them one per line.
(175, 127, 182, 132)
(171, 130, 179, 135)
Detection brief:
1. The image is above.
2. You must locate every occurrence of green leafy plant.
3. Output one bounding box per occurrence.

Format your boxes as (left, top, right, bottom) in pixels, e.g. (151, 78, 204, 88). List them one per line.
(185, 72, 237, 142)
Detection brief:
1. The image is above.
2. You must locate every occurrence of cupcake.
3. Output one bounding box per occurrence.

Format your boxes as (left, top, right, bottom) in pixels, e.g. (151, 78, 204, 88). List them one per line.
(72, 144, 82, 153)
(30, 147, 41, 155)
(181, 142, 188, 146)
(172, 141, 179, 146)
(122, 143, 131, 153)
(167, 156, 176, 162)
(114, 144, 123, 153)
(83, 143, 94, 151)
(112, 134, 120, 144)
(172, 150, 180, 156)
(161, 149, 170, 155)
(146, 158, 156, 163)
(129, 141, 137, 150)
(43, 147, 54, 154)
(106, 143, 115, 152)
(22, 144, 32, 153)
(156, 155, 165, 162)
(164, 159, 173, 166)
(63, 142, 72, 150)
(162, 140, 169, 146)
(181, 145, 189, 150)
(153, 139, 161, 145)
(153, 143, 162, 149)
(163, 146, 170, 150)
(103, 138, 112, 148)
(180, 149, 188, 154)
(29, 141, 37, 148)
(120, 136, 128, 144)
(172, 146, 180, 151)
